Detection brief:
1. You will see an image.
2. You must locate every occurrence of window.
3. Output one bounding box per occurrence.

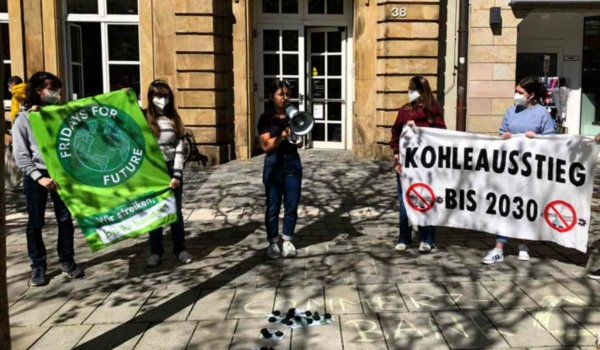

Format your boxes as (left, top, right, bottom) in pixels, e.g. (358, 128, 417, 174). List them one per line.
(65, 0, 140, 101)
(1, 1, 9, 107)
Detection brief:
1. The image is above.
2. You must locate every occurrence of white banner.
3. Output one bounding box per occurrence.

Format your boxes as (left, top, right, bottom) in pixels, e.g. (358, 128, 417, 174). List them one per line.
(399, 127, 600, 252)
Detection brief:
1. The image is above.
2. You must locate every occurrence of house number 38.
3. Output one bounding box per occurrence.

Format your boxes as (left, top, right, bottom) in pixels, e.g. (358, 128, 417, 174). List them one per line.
(391, 7, 407, 18)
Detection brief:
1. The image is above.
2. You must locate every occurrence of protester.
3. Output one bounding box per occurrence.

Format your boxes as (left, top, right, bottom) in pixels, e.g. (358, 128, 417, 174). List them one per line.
(143, 80, 193, 267)
(13, 72, 83, 286)
(389, 75, 446, 253)
(8, 76, 26, 122)
(258, 79, 303, 259)
(589, 133, 600, 280)
(481, 76, 556, 265)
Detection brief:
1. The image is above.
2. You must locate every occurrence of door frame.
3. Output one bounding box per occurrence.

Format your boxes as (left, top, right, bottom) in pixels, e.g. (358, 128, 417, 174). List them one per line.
(252, 0, 354, 150)
(307, 26, 347, 149)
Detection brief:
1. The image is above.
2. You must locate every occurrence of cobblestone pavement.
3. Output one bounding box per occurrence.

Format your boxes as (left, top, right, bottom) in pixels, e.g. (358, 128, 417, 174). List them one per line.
(6, 150, 600, 350)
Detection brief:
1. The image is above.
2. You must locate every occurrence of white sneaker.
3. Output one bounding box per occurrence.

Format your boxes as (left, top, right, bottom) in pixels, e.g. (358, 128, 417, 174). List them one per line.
(482, 249, 504, 265)
(395, 243, 408, 252)
(282, 241, 297, 258)
(518, 244, 530, 261)
(419, 242, 435, 253)
(267, 243, 281, 259)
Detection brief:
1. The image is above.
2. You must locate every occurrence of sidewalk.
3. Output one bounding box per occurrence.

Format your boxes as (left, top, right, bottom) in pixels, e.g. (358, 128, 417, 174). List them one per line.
(7, 150, 600, 350)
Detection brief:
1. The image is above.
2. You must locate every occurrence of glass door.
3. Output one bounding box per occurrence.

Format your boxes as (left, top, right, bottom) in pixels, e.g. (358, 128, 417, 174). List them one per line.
(307, 27, 346, 149)
(255, 25, 306, 127)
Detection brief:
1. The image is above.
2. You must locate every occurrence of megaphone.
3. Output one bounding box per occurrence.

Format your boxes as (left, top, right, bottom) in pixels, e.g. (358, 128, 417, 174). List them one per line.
(285, 104, 314, 136)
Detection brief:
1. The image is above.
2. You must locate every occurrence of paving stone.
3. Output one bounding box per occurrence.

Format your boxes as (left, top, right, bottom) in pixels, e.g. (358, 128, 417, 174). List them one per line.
(515, 280, 588, 308)
(443, 282, 503, 310)
(84, 291, 152, 324)
(187, 320, 237, 350)
(188, 288, 236, 321)
(74, 322, 149, 350)
(135, 289, 201, 322)
(562, 306, 600, 335)
(480, 280, 539, 309)
(9, 294, 71, 326)
(10, 326, 50, 350)
(529, 307, 597, 346)
(229, 318, 291, 350)
(44, 292, 110, 325)
(432, 310, 510, 349)
(227, 288, 276, 319)
(291, 316, 343, 350)
(340, 314, 388, 350)
(325, 285, 363, 314)
(484, 309, 560, 347)
(398, 282, 458, 312)
(358, 284, 407, 313)
(274, 285, 325, 313)
(134, 321, 197, 350)
(558, 279, 600, 306)
(29, 325, 91, 350)
(379, 312, 449, 350)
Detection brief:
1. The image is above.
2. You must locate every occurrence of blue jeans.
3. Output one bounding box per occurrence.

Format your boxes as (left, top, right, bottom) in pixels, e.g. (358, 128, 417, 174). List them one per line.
(263, 153, 302, 243)
(496, 235, 508, 244)
(24, 170, 75, 270)
(149, 162, 186, 256)
(396, 174, 435, 245)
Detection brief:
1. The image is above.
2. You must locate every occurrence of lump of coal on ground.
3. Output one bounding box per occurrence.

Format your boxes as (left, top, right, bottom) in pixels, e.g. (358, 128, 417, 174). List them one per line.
(313, 315, 321, 321)
(268, 317, 277, 323)
(324, 313, 332, 319)
(285, 320, 294, 326)
(275, 331, 284, 337)
(288, 308, 296, 314)
(261, 328, 272, 339)
(305, 311, 312, 317)
(273, 310, 281, 316)
(313, 312, 320, 317)
(307, 318, 314, 324)
(294, 316, 302, 321)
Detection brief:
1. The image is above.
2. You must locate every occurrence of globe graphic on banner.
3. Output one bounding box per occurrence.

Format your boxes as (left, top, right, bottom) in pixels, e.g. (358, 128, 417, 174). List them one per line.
(73, 119, 131, 173)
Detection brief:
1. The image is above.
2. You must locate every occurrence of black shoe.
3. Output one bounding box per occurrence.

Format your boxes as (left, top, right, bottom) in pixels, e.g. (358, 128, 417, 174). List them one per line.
(589, 269, 600, 280)
(30, 268, 46, 287)
(61, 262, 84, 279)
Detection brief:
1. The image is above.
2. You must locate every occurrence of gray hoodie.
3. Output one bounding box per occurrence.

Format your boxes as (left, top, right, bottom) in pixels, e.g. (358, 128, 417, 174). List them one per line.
(12, 110, 46, 181)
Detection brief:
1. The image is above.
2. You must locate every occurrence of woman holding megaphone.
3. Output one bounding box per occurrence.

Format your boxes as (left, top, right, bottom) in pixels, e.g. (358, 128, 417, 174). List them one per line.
(389, 76, 446, 254)
(258, 80, 303, 259)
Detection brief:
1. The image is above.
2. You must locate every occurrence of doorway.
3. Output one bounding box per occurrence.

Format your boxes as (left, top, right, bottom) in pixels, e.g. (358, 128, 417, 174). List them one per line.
(253, 0, 353, 150)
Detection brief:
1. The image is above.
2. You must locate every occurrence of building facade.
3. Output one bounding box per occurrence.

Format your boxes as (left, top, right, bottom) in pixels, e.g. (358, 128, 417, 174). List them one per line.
(2, 0, 599, 164)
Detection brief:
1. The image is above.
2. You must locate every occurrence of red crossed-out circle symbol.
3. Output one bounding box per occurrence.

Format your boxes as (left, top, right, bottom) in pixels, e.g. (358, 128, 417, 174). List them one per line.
(543, 200, 577, 233)
(405, 183, 435, 213)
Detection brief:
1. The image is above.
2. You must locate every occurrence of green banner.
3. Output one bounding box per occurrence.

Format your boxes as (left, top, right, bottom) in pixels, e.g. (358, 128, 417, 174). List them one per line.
(29, 89, 178, 252)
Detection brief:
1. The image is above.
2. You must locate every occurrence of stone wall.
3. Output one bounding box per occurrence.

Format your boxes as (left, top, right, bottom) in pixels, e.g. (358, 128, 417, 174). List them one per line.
(373, 0, 441, 159)
(467, 0, 522, 135)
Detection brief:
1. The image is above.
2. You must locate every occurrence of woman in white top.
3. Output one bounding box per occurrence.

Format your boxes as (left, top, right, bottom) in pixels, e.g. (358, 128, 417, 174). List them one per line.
(144, 79, 193, 267)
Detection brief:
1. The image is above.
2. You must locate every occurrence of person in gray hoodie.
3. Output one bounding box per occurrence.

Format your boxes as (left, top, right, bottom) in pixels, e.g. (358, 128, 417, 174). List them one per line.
(13, 71, 84, 286)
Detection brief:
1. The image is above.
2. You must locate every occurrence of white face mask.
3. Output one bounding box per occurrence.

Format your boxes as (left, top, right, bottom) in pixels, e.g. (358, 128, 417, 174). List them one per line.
(408, 90, 420, 103)
(153, 97, 169, 110)
(42, 90, 61, 105)
(513, 92, 529, 106)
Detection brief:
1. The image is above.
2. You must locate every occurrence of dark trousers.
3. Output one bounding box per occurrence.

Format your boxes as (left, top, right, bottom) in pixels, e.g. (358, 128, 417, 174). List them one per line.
(24, 170, 75, 270)
(149, 162, 186, 257)
(396, 174, 435, 245)
(263, 153, 302, 243)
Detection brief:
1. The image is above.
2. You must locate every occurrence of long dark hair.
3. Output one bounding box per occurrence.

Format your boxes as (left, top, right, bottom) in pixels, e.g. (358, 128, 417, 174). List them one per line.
(24, 71, 62, 108)
(265, 79, 290, 119)
(145, 79, 184, 139)
(518, 76, 547, 105)
(409, 75, 439, 123)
